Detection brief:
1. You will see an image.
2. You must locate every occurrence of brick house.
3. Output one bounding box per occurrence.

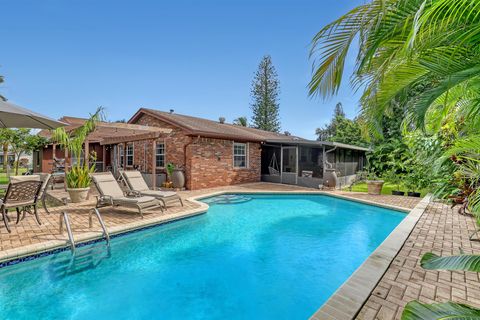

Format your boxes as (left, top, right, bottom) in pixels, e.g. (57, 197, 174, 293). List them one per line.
(35, 108, 367, 190)
(127, 108, 300, 190)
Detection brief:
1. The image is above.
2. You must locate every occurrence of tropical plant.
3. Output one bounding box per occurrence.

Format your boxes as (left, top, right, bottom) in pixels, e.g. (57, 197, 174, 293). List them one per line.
(433, 135, 480, 215)
(250, 55, 281, 132)
(309, 0, 480, 136)
(401, 252, 480, 319)
(383, 167, 403, 192)
(51, 107, 102, 188)
(166, 163, 175, 180)
(233, 117, 248, 127)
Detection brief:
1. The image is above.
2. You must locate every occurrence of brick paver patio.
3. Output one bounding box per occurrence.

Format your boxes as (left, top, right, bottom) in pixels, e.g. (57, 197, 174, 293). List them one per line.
(356, 200, 480, 319)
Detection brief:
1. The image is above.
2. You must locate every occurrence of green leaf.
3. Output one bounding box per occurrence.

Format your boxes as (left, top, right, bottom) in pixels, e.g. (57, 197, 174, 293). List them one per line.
(402, 301, 480, 320)
(421, 252, 480, 272)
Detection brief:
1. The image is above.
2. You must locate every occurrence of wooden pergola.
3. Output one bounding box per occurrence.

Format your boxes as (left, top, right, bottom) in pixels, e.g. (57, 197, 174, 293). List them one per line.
(44, 118, 172, 190)
(100, 130, 172, 189)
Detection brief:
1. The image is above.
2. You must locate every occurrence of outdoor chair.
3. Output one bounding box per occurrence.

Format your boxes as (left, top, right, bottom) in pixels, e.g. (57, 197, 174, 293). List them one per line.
(10, 173, 52, 213)
(91, 172, 163, 218)
(120, 170, 184, 209)
(1, 180, 43, 233)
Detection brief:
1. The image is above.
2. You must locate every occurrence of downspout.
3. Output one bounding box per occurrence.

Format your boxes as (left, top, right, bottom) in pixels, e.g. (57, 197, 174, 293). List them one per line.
(323, 146, 338, 189)
(324, 146, 337, 169)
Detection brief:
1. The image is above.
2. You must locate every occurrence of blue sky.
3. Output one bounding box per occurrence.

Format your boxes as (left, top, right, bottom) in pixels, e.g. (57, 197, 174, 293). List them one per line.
(0, 0, 362, 139)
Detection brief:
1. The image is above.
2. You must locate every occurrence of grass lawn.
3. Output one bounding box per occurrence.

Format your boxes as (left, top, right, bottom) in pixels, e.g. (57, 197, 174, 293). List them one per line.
(344, 181, 429, 197)
(0, 168, 29, 184)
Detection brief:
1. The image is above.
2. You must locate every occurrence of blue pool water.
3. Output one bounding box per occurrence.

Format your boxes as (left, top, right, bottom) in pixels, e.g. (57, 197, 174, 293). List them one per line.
(0, 194, 404, 319)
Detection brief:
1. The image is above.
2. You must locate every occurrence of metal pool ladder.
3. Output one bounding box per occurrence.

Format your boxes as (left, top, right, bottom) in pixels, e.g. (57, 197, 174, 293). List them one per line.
(59, 208, 110, 254)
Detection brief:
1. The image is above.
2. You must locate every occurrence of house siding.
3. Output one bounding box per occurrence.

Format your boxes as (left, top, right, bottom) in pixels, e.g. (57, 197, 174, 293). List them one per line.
(130, 113, 261, 190)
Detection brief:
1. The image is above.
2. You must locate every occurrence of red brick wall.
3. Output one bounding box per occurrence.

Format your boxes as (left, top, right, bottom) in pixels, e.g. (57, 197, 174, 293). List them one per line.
(187, 138, 261, 190)
(130, 113, 261, 190)
(132, 114, 191, 173)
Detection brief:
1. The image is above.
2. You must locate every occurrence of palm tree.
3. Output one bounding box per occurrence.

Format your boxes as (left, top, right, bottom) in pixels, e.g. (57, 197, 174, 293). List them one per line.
(233, 117, 248, 127)
(309, 0, 480, 136)
(0, 75, 5, 101)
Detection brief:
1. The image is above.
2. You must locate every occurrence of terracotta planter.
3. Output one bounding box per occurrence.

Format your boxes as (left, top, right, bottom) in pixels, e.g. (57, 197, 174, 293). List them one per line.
(366, 180, 384, 195)
(67, 187, 90, 203)
(171, 169, 185, 188)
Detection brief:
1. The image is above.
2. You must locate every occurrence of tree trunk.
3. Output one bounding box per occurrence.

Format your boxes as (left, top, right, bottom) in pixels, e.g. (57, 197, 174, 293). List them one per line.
(2, 143, 8, 172)
(15, 153, 20, 175)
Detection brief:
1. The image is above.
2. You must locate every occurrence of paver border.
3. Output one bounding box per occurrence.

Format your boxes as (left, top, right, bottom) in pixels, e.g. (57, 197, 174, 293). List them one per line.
(310, 195, 431, 320)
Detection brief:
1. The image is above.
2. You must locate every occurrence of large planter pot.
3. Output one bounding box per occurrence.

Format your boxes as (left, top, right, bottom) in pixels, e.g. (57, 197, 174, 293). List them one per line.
(323, 168, 338, 188)
(366, 180, 384, 195)
(408, 191, 421, 198)
(171, 169, 185, 189)
(392, 190, 405, 196)
(67, 187, 90, 203)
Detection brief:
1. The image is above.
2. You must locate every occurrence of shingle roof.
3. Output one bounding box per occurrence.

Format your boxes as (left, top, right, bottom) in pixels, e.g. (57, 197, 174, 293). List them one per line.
(129, 108, 305, 142)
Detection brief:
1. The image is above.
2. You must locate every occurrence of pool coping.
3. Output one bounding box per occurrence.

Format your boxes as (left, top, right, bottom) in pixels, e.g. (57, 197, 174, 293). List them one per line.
(310, 194, 431, 320)
(0, 189, 422, 316)
(0, 201, 210, 265)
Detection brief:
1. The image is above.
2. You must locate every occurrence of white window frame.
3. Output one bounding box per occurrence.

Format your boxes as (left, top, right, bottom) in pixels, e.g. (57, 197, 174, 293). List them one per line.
(156, 142, 165, 168)
(126, 143, 134, 167)
(233, 142, 248, 168)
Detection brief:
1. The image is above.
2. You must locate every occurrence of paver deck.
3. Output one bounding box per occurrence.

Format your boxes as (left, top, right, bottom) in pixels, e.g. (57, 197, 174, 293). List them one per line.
(356, 200, 480, 319)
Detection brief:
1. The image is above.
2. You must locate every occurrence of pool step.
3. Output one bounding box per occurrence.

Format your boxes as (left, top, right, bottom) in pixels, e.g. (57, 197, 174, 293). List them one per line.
(203, 194, 252, 205)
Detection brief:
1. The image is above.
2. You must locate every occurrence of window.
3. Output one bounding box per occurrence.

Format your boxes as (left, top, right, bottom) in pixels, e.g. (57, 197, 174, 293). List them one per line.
(156, 142, 165, 167)
(118, 144, 124, 167)
(126, 143, 134, 166)
(233, 142, 247, 168)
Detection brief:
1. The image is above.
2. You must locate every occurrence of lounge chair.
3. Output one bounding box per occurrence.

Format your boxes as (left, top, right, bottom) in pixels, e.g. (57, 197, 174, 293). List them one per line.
(120, 170, 183, 209)
(1, 180, 43, 233)
(10, 173, 52, 213)
(91, 172, 163, 218)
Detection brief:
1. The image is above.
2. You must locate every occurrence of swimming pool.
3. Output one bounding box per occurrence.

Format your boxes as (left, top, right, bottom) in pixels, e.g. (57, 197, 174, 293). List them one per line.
(0, 194, 405, 319)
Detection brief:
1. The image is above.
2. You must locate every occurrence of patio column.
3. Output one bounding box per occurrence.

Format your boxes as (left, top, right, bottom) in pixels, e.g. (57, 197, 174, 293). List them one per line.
(123, 142, 127, 169)
(102, 145, 106, 171)
(52, 143, 56, 159)
(151, 139, 156, 190)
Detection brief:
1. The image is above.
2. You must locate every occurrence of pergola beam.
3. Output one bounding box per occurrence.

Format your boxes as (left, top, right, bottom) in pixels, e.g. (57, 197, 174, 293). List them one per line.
(100, 131, 170, 145)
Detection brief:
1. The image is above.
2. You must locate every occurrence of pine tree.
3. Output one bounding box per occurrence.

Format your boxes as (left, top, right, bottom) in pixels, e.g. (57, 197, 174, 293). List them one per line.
(250, 55, 281, 132)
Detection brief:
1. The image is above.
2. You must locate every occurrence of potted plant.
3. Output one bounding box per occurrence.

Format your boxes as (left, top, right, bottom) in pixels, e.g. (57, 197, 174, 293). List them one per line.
(52, 108, 102, 203)
(384, 168, 405, 196)
(162, 163, 186, 189)
(404, 171, 421, 197)
(171, 164, 185, 189)
(366, 170, 384, 195)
